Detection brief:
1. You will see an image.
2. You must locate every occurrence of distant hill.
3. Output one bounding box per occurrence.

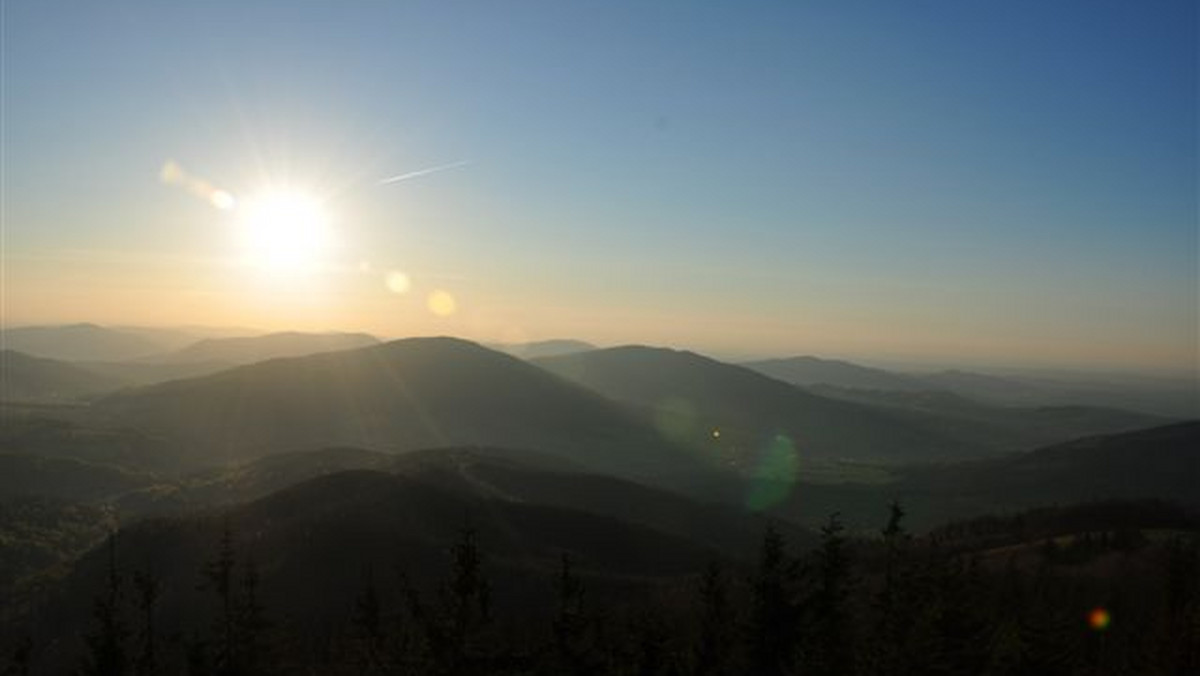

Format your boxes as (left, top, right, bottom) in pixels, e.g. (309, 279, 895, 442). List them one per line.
(535, 346, 981, 464)
(746, 354, 1198, 418)
(489, 339, 597, 360)
(97, 338, 706, 482)
(0, 350, 127, 402)
(774, 422, 1200, 530)
(915, 368, 1053, 404)
(937, 421, 1200, 508)
(158, 330, 380, 365)
(809, 383, 1167, 452)
(0, 324, 169, 362)
(743, 355, 926, 391)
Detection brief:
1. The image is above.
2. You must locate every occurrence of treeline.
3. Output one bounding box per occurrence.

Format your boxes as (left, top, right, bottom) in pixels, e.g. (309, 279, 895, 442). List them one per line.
(6, 503, 1200, 676)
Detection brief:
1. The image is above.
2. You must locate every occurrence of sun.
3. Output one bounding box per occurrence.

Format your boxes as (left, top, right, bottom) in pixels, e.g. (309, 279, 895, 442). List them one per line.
(235, 190, 334, 273)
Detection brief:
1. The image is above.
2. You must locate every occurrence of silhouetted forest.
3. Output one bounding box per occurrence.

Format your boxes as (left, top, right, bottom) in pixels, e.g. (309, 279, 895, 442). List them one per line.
(6, 500, 1196, 676)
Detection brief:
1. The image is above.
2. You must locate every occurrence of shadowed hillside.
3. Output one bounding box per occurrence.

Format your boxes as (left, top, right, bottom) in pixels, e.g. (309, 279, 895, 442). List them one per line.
(535, 346, 981, 464)
(0, 350, 127, 402)
(97, 338, 709, 483)
(773, 422, 1200, 530)
(19, 469, 730, 673)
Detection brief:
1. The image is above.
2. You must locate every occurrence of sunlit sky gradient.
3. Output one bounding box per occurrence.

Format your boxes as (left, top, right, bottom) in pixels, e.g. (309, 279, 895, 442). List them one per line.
(3, 1, 1196, 371)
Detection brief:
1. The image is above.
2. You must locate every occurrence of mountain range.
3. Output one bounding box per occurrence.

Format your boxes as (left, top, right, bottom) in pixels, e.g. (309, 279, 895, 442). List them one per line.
(95, 338, 709, 484)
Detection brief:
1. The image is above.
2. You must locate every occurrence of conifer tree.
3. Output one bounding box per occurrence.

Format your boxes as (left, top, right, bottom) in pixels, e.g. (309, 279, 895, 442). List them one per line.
(694, 561, 733, 676)
(202, 519, 238, 675)
(83, 532, 128, 676)
(549, 553, 591, 673)
(235, 555, 268, 675)
(748, 523, 801, 676)
(132, 564, 160, 676)
(350, 568, 386, 674)
(807, 513, 854, 676)
(404, 527, 493, 675)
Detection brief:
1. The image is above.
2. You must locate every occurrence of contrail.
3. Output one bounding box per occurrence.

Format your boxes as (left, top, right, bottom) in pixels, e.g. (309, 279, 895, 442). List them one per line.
(377, 160, 471, 186)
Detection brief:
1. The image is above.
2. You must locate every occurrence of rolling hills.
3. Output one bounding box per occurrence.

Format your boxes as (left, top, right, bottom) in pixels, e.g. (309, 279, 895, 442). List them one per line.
(156, 330, 380, 365)
(0, 324, 180, 362)
(17, 466, 733, 674)
(534, 346, 987, 464)
(0, 350, 127, 402)
(742, 355, 926, 391)
(96, 338, 707, 482)
(772, 421, 1200, 530)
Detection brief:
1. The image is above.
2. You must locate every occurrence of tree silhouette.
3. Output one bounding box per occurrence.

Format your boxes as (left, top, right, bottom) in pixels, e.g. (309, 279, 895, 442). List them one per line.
(235, 554, 268, 674)
(693, 561, 734, 676)
(350, 567, 387, 675)
(131, 563, 160, 676)
(806, 512, 853, 676)
(404, 527, 493, 675)
(202, 519, 238, 675)
(547, 552, 595, 674)
(747, 523, 802, 676)
(82, 532, 128, 676)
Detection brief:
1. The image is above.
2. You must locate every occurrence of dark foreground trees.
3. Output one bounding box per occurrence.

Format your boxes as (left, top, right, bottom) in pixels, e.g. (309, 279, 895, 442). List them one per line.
(15, 501, 1200, 675)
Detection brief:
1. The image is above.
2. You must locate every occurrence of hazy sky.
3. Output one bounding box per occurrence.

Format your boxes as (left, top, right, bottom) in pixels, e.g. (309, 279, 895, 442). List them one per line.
(3, 1, 1196, 371)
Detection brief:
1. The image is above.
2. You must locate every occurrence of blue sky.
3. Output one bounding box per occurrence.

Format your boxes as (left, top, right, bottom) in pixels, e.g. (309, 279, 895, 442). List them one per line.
(3, 1, 1196, 370)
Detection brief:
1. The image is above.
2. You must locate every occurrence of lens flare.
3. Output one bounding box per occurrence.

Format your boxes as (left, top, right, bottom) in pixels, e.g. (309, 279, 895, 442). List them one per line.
(385, 270, 411, 294)
(210, 190, 236, 210)
(427, 290, 458, 317)
(654, 397, 697, 444)
(160, 159, 236, 210)
(1087, 607, 1111, 631)
(745, 434, 800, 511)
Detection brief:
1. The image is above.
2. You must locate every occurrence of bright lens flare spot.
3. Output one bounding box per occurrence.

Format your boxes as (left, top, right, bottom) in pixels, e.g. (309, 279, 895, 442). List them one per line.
(745, 434, 800, 512)
(211, 190, 236, 210)
(1088, 607, 1111, 631)
(237, 191, 333, 273)
(386, 271, 411, 294)
(427, 290, 457, 317)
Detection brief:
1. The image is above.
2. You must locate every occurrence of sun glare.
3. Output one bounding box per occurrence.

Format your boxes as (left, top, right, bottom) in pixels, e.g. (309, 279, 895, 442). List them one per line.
(236, 190, 334, 273)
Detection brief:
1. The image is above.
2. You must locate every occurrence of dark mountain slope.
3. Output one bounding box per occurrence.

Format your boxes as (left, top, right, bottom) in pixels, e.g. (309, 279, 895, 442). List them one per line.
(0, 412, 171, 470)
(773, 421, 1200, 530)
(390, 447, 811, 554)
(927, 420, 1200, 506)
(115, 445, 803, 555)
(21, 469, 728, 673)
(97, 338, 703, 481)
(0, 350, 127, 402)
(535, 346, 979, 464)
(0, 454, 155, 502)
